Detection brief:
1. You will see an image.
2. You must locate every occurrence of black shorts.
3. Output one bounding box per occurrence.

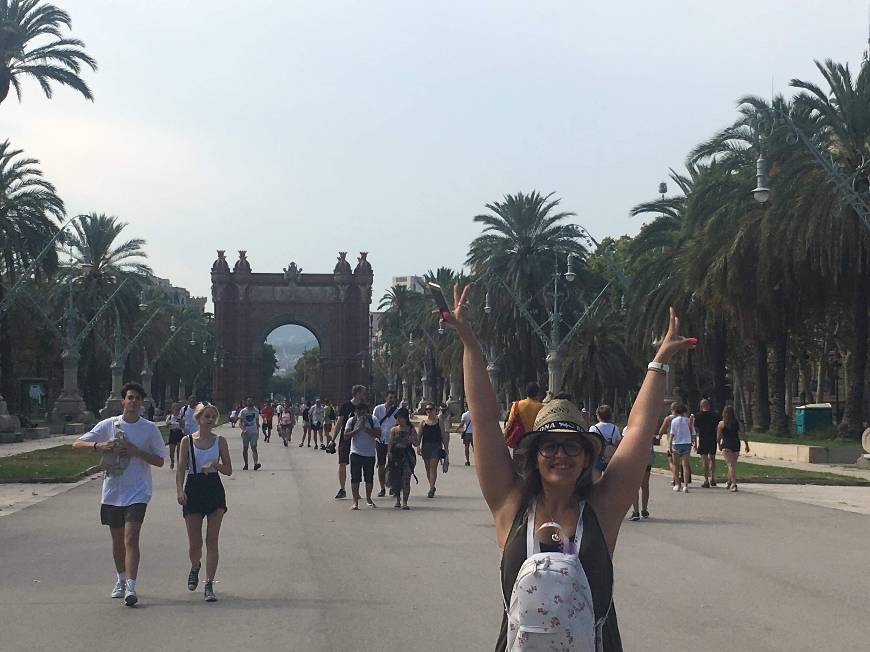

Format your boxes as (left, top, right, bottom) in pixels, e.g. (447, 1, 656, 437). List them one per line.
(168, 429, 184, 445)
(311, 421, 323, 432)
(376, 441, 388, 466)
(338, 439, 351, 465)
(350, 453, 376, 484)
(183, 473, 227, 517)
(101, 503, 147, 529)
(461, 432, 473, 445)
(262, 420, 273, 432)
(697, 436, 717, 456)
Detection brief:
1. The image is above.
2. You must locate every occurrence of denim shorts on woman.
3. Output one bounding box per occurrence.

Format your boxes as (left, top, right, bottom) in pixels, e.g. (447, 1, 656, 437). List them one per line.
(672, 443, 692, 456)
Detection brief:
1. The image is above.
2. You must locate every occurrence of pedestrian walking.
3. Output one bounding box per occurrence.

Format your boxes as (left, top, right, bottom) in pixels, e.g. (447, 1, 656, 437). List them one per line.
(310, 398, 326, 450)
(441, 284, 695, 651)
(334, 385, 368, 499)
(346, 403, 381, 509)
(372, 390, 399, 497)
(691, 398, 720, 487)
(260, 400, 274, 443)
(299, 401, 311, 447)
(504, 382, 544, 469)
(658, 402, 690, 487)
(459, 405, 473, 466)
(669, 404, 695, 492)
(228, 404, 239, 428)
(590, 404, 622, 473)
(717, 404, 749, 492)
(629, 441, 655, 521)
(387, 407, 419, 509)
(180, 395, 199, 439)
(237, 397, 261, 470)
(166, 405, 184, 470)
(278, 399, 294, 446)
(323, 399, 336, 444)
(438, 403, 452, 471)
(175, 402, 231, 602)
(72, 382, 166, 607)
(418, 403, 444, 498)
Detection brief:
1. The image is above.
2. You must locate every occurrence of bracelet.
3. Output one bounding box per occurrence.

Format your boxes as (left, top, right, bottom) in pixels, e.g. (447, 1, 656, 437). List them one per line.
(647, 361, 669, 375)
(93, 441, 98, 451)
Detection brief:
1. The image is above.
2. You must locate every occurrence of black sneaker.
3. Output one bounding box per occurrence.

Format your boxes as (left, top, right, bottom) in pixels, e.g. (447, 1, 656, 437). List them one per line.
(187, 562, 201, 591)
(334, 488, 346, 500)
(204, 580, 216, 602)
(629, 512, 641, 521)
(242, 464, 248, 470)
(253, 463, 262, 470)
(641, 510, 650, 519)
(377, 489, 386, 497)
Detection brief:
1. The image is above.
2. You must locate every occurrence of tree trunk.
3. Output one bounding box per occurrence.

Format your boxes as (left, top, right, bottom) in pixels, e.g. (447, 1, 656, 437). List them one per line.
(711, 317, 728, 412)
(0, 283, 14, 410)
(840, 270, 868, 438)
(770, 327, 789, 434)
(754, 340, 770, 432)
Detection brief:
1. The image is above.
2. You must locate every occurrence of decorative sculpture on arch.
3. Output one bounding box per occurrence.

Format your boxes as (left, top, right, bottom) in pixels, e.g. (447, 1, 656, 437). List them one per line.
(283, 261, 302, 285)
(334, 252, 352, 275)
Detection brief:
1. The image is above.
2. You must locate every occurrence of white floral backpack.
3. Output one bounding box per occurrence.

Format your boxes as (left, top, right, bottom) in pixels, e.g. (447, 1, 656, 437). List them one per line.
(504, 501, 610, 651)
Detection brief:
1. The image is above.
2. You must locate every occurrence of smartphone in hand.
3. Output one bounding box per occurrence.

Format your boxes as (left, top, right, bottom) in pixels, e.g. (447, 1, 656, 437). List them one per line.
(427, 282, 451, 319)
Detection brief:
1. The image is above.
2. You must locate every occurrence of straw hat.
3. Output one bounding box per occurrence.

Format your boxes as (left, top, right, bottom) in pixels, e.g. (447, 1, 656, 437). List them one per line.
(517, 399, 605, 458)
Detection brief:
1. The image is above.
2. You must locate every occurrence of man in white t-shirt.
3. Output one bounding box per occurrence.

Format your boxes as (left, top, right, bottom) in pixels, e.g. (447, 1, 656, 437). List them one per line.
(346, 403, 381, 510)
(180, 394, 199, 436)
(372, 390, 398, 497)
(237, 397, 261, 471)
(73, 382, 165, 607)
(459, 407, 474, 466)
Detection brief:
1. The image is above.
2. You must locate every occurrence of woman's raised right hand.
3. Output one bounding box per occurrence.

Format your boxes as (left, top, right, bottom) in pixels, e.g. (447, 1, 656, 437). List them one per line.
(439, 284, 474, 340)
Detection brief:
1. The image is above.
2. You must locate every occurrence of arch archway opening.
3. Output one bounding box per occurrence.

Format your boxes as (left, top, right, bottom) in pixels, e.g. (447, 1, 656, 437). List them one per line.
(265, 324, 320, 403)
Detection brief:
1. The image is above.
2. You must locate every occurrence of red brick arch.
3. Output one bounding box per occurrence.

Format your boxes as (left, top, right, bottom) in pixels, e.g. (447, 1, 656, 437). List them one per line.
(211, 250, 372, 408)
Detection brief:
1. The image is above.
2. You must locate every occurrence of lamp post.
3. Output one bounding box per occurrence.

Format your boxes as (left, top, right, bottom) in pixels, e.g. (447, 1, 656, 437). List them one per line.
(750, 108, 869, 232)
(99, 300, 163, 418)
(49, 274, 129, 432)
(481, 251, 612, 400)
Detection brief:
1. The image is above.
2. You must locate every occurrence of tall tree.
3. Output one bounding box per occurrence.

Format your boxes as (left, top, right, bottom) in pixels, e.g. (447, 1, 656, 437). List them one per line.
(466, 191, 588, 387)
(0, 139, 62, 406)
(791, 59, 870, 438)
(0, 0, 97, 104)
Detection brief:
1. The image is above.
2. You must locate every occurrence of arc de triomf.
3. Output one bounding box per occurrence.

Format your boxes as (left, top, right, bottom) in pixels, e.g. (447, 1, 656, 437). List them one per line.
(210, 250, 373, 409)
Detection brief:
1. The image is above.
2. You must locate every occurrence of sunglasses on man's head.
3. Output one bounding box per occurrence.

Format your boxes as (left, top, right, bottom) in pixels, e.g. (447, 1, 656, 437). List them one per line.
(537, 440, 587, 458)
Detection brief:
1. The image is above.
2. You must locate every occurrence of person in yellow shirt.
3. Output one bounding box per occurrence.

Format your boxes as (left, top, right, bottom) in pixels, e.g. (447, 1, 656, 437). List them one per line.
(506, 382, 544, 435)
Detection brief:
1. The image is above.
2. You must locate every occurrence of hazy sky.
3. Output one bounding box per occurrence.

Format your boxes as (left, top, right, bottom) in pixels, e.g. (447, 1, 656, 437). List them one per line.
(4, 1, 868, 318)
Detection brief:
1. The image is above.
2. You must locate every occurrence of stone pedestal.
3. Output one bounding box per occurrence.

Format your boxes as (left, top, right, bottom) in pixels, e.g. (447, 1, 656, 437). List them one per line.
(49, 350, 94, 433)
(447, 372, 463, 418)
(545, 348, 563, 401)
(99, 364, 123, 418)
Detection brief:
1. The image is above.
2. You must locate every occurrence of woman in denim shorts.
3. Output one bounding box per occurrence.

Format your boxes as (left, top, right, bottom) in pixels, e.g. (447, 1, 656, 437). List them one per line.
(668, 404, 695, 493)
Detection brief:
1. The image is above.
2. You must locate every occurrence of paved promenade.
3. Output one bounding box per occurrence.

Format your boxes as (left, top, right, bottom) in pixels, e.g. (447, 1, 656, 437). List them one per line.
(0, 423, 868, 651)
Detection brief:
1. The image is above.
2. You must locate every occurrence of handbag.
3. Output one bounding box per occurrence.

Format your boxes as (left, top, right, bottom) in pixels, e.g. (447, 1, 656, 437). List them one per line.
(504, 402, 525, 449)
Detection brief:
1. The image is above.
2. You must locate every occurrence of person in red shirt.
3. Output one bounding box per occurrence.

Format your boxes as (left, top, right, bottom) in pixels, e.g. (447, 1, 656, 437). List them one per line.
(260, 401, 275, 443)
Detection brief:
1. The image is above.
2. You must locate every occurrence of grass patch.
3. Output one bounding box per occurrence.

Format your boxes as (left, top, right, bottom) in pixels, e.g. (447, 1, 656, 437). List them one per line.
(747, 431, 860, 448)
(652, 452, 867, 486)
(0, 446, 99, 483)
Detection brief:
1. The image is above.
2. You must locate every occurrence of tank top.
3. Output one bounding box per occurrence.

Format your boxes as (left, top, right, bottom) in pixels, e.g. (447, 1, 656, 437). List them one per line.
(669, 415, 692, 445)
(420, 422, 442, 446)
(720, 421, 741, 450)
(496, 502, 623, 651)
(187, 436, 220, 475)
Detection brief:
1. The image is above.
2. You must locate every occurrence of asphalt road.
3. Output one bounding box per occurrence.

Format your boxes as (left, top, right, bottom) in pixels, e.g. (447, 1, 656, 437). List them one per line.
(0, 424, 867, 651)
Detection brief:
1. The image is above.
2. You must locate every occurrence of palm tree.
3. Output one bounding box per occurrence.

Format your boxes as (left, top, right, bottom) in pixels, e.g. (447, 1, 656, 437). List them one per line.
(791, 59, 870, 438)
(0, 139, 63, 406)
(0, 0, 97, 105)
(64, 213, 150, 412)
(467, 191, 589, 388)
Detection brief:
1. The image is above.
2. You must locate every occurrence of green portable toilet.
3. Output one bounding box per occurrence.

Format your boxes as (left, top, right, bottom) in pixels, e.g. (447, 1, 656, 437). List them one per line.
(794, 403, 833, 434)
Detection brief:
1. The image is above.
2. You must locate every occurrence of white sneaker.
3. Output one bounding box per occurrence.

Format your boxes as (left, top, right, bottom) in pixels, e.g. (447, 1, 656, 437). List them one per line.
(672, 483, 681, 492)
(682, 485, 689, 493)
(124, 587, 138, 607)
(111, 580, 125, 599)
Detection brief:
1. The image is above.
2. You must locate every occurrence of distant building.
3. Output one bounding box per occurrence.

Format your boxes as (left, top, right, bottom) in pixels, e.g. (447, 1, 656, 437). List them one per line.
(151, 275, 207, 311)
(391, 275, 426, 293)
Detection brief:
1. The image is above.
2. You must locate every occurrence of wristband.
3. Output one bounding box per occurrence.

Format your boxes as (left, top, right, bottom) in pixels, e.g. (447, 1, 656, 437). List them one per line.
(93, 441, 98, 451)
(647, 361, 669, 375)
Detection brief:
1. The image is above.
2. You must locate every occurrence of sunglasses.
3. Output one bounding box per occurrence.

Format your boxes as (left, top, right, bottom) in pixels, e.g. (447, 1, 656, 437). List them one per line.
(537, 440, 587, 458)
